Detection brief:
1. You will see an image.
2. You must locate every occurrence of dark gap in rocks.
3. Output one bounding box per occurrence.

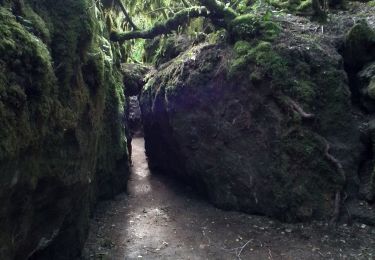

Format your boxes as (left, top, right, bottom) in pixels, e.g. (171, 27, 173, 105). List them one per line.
(125, 95, 143, 167)
(128, 96, 143, 137)
(338, 19, 375, 225)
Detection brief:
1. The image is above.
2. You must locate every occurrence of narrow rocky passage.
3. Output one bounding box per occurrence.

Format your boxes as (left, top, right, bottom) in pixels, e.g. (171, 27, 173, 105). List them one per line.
(83, 137, 375, 260)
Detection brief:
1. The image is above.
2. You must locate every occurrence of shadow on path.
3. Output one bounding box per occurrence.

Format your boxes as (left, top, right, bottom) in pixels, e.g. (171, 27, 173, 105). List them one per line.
(83, 137, 375, 259)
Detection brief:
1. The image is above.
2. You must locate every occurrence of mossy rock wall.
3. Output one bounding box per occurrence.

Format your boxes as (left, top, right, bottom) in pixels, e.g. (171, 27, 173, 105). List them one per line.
(0, 0, 129, 259)
(345, 21, 375, 220)
(141, 28, 362, 223)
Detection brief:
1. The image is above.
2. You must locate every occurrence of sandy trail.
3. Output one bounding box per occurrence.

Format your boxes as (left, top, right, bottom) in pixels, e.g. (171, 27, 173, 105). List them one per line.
(83, 137, 375, 260)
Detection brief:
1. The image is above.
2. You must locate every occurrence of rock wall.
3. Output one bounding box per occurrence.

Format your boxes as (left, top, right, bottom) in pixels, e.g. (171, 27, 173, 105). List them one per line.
(140, 17, 365, 223)
(0, 0, 129, 259)
(343, 20, 375, 224)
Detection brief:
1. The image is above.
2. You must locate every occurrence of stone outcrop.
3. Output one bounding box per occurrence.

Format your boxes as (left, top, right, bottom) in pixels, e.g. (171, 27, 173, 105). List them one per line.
(140, 17, 364, 223)
(0, 0, 129, 259)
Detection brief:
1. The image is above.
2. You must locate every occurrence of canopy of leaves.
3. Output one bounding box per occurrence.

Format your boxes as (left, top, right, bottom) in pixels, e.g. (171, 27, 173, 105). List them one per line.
(104, 0, 251, 62)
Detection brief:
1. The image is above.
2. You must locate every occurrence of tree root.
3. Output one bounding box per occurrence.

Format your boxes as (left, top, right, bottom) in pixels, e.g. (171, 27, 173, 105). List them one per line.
(275, 93, 345, 224)
(274, 95, 315, 120)
(315, 134, 347, 224)
(321, 137, 346, 182)
(284, 96, 315, 119)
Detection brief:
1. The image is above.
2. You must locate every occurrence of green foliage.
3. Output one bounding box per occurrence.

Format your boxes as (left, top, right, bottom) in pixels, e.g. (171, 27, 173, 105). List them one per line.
(296, 0, 312, 11)
(126, 39, 147, 62)
(110, 0, 203, 62)
(235, 0, 252, 13)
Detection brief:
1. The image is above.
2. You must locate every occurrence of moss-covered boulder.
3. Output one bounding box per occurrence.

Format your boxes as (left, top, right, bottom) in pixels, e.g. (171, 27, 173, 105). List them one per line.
(0, 0, 129, 259)
(357, 62, 375, 111)
(121, 63, 151, 96)
(344, 20, 375, 73)
(343, 20, 375, 109)
(141, 22, 361, 222)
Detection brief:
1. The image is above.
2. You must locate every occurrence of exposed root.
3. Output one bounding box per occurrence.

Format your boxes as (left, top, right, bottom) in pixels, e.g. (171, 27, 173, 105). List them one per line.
(284, 96, 315, 120)
(315, 134, 347, 224)
(275, 93, 345, 224)
(274, 95, 315, 120)
(322, 138, 346, 182)
(281, 126, 299, 138)
(221, 239, 263, 259)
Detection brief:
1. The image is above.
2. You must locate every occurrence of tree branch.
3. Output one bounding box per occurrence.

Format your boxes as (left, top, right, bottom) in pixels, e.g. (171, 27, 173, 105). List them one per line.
(110, 0, 240, 42)
(181, 0, 190, 8)
(274, 94, 315, 120)
(199, 0, 238, 21)
(111, 6, 210, 42)
(114, 0, 139, 31)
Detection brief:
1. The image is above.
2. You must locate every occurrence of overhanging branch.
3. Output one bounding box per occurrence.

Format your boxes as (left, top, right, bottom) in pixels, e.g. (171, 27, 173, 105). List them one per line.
(199, 0, 238, 20)
(110, 6, 210, 42)
(110, 0, 240, 43)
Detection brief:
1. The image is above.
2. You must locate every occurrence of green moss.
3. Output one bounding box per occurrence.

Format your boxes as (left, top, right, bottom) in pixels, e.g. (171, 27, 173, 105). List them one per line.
(229, 40, 287, 82)
(229, 41, 252, 77)
(230, 13, 281, 41)
(344, 20, 375, 71)
(369, 0, 375, 7)
(316, 69, 353, 136)
(233, 40, 252, 55)
(274, 129, 343, 220)
(249, 41, 287, 77)
(230, 14, 260, 39)
(288, 80, 316, 107)
(22, 4, 51, 43)
(0, 1, 131, 258)
(207, 29, 228, 45)
(0, 7, 56, 160)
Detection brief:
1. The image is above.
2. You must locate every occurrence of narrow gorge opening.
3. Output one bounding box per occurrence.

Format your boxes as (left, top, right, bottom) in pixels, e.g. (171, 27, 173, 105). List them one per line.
(1, 0, 375, 259)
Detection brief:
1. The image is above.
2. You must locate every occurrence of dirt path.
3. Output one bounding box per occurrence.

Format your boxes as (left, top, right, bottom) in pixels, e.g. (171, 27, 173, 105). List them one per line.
(83, 137, 375, 260)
